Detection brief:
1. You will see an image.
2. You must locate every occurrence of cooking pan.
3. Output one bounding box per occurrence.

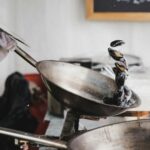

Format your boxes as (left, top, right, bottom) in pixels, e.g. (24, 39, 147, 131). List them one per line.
(0, 119, 150, 149)
(69, 119, 150, 150)
(7, 47, 142, 116)
(0, 29, 141, 116)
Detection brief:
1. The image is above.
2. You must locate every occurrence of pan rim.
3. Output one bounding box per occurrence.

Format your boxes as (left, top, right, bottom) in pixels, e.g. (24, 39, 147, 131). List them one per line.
(36, 60, 141, 109)
(68, 118, 150, 148)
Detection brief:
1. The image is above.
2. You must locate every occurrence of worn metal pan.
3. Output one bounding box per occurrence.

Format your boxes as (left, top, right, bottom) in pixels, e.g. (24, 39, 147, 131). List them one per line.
(0, 119, 150, 149)
(12, 47, 141, 116)
(69, 119, 150, 150)
(0, 29, 140, 116)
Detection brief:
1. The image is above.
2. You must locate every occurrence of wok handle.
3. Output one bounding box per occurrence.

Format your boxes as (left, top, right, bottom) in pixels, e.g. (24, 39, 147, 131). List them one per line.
(0, 127, 67, 149)
(15, 46, 37, 68)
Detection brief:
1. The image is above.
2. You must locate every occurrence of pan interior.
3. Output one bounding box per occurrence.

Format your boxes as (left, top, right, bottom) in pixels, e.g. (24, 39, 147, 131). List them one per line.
(37, 60, 117, 104)
(69, 120, 150, 150)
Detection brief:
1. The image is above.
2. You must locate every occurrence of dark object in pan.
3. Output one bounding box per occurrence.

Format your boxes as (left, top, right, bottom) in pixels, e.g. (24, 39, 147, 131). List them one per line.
(0, 29, 141, 116)
(0, 127, 67, 149)
(36, 59, 140, 116)
(0, 119, 150, 149)
(110, 40, 125, 47)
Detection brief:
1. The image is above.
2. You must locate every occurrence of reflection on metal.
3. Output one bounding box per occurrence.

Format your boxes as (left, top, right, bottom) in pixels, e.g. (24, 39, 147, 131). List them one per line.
(0, 27, 29, 61)
(0, 127, 67, 149)
(1, 120, 150, 150)
(0, 27, 141, 116)
(69, 119, 150, 150)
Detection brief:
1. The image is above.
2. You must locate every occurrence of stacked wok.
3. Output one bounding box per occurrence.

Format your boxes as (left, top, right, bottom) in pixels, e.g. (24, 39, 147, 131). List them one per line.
(0, 119, 150, 149)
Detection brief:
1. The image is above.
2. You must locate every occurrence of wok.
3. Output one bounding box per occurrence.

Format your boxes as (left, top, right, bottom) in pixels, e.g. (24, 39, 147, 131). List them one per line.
(0, 119, 150, 149)
(0, 29, 140, 116)
(15, 47, 141, 116)
(69, 119, 150, 150)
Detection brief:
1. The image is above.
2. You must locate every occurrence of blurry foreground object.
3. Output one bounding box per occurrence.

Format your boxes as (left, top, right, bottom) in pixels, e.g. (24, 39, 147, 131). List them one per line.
(0, 28, 28, 61)
(0, 28, 140, 117)
(25, 73, 49, 135)
(0, 30, 17, 61)
(0, 72, 38, 150)
(68, 119, 150, 150)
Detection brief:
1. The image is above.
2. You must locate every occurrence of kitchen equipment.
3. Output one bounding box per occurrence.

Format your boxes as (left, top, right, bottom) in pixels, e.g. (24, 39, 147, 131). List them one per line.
(69, 119, 150, 150)
(0, 28, 141, 116)
(0, 119, 150, 149)
(6, 47, 142, 116)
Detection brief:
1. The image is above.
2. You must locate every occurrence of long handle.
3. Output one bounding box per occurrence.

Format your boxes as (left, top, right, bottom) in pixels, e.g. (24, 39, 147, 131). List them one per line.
(15, 46, 37, 68)
(0, 28, 35, 65)
(0, 127, 67, 149)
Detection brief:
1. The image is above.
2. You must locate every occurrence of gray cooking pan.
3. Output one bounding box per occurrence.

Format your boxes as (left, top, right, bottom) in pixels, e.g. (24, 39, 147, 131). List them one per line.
(68, 119, 150, 150)
(0, 119, 150, 149)
(15, 47, 140, 116)
(0, 29, 140, 116)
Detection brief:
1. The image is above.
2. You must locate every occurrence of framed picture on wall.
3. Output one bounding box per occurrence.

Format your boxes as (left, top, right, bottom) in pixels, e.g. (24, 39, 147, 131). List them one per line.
(86, 0, 150, 21)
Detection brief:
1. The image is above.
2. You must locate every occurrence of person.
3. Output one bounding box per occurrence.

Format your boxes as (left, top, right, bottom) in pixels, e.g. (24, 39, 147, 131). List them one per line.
(0, 30, 37, 150)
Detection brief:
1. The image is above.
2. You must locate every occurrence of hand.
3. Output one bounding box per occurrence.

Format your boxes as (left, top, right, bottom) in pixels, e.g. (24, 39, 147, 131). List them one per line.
(0, 31, 17, 51)
(0, 31, 17, 61)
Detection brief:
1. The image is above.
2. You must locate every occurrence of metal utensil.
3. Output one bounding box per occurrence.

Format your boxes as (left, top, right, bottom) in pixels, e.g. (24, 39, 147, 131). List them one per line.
(0, 28, 28, 61)
(0, 127, 67, 149)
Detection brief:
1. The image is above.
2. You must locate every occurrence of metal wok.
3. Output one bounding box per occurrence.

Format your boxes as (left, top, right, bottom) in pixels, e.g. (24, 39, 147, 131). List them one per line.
(13, 47, 140, 116)
(0, 119, 150, 149)
(0, 29, 140, 116)
(69, 119, 150, 150)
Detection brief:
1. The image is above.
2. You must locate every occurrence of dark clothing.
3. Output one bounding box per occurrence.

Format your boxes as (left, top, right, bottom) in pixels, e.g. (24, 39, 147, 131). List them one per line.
(0, 72, 38, 150)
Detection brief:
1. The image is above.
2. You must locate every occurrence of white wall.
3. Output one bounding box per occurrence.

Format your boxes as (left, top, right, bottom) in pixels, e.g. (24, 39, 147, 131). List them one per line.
(14, 0, 150, 69)
(0, 0, 16, 94)
(0, 0, 150, 93)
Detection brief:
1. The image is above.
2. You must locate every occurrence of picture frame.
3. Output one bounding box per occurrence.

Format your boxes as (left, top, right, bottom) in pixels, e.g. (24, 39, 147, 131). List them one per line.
(86, 0, 150, 21)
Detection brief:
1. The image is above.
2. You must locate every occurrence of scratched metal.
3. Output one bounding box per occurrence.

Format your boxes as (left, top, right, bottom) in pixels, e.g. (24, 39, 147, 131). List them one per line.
(37, 60, 140, 116)
(69, 119, 150, 150)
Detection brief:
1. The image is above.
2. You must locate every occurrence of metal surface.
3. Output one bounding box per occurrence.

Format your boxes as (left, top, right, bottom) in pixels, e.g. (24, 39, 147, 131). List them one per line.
(0, 127, 67, 149)
(0, 28, 141, 116)
(69, 119, 150, 150)
(9, 47, 140, 116)
(0, 119, 150, 149)
(60, 110, 80, 140)
(15, 47, 37, 67)
(37, 60, 140, 116)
